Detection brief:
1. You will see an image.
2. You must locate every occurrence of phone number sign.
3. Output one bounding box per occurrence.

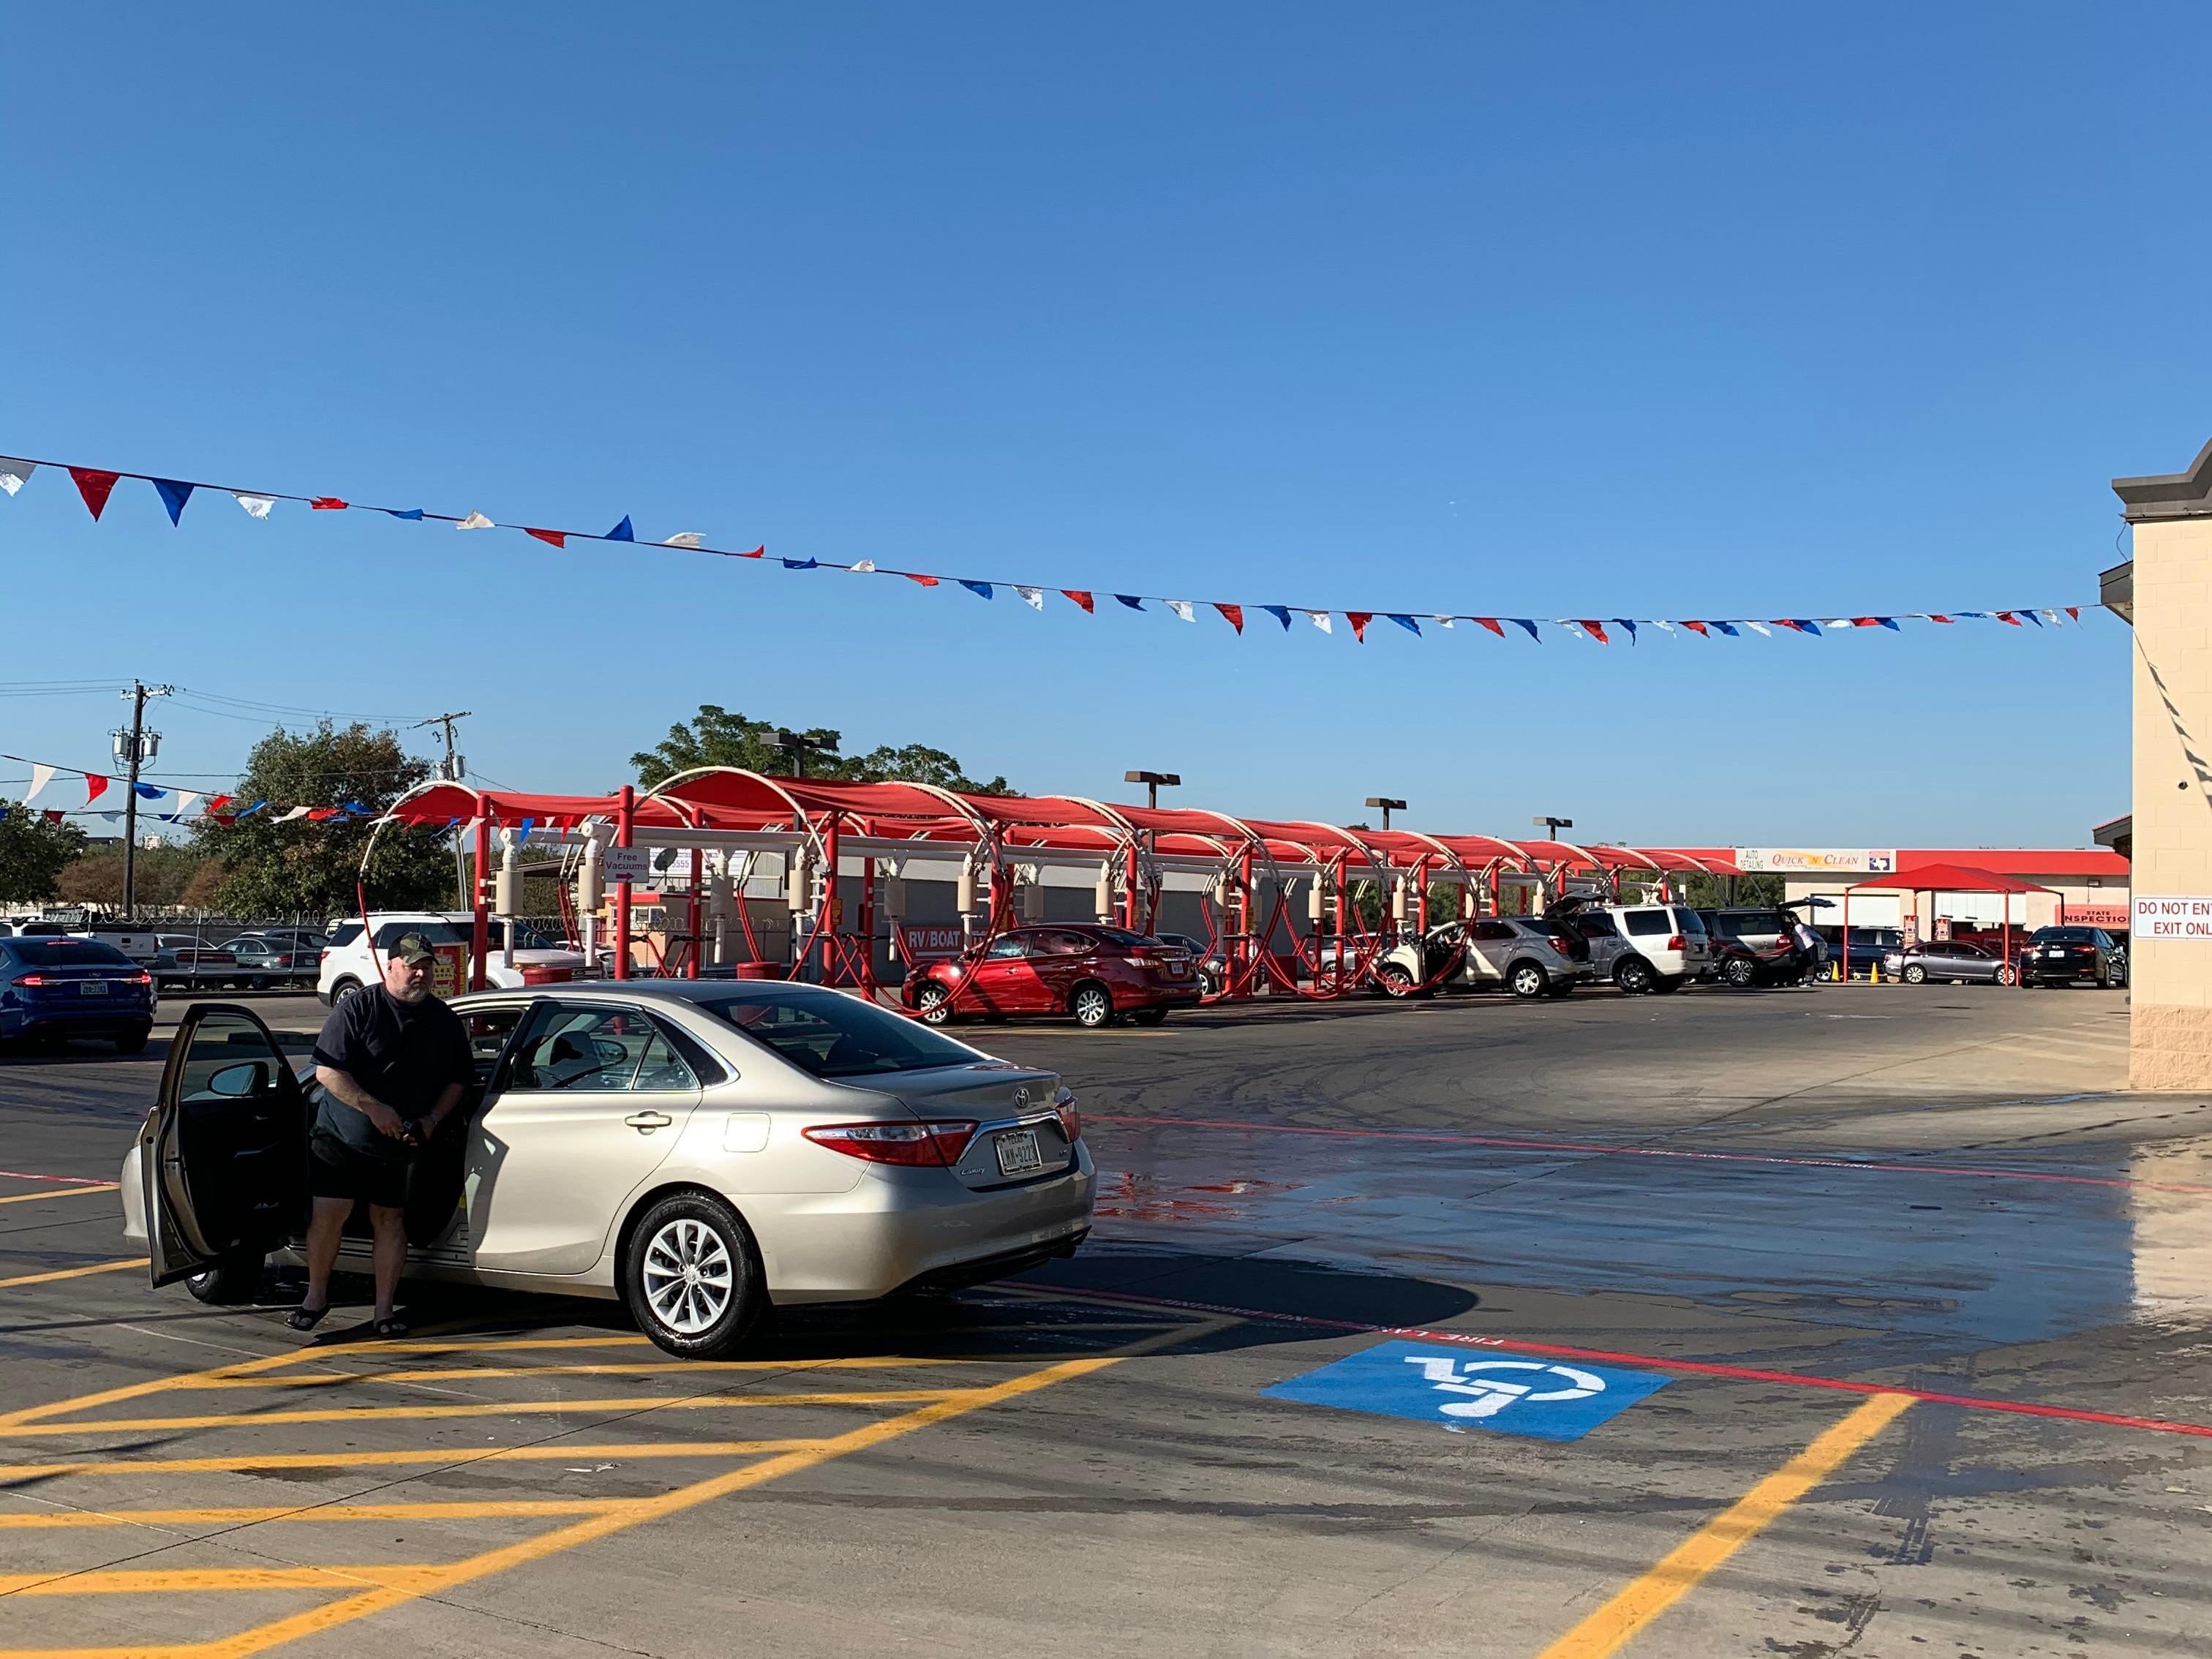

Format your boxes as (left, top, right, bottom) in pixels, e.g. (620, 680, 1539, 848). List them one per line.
(2133, 896, 2212, 940)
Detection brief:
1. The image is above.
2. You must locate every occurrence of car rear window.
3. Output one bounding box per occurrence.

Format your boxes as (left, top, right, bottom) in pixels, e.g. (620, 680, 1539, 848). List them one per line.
(1671, 908, 1706, 934)
(703, 988, 979, 1078)
(2037, 928, 2096, 942)
(5, 940, 132, 967)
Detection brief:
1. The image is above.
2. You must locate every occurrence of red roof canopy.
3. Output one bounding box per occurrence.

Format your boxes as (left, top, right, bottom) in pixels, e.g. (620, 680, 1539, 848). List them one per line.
(1846, 862, 2055, 896)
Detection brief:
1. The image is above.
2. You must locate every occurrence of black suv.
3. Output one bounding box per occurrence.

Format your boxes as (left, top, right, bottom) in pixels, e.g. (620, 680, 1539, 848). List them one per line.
(2020, 926, 2126, 988)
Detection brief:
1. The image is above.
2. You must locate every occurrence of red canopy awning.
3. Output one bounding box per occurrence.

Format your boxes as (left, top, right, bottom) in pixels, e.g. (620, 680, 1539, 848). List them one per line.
(1845, 862, 2055, 896)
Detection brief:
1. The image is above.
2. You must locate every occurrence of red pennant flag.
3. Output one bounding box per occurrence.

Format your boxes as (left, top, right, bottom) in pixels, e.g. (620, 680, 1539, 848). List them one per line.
(1347, 612, 1372, 642)
(2065, 606, 2080, 622)
(310, 497, 348, 511)
(1580, 620, 1610, 644)
(1062, 590, 1095, 613)
(524, 527, 567, 549)
(1214, 603, 1244, 634)
(1996, 611, 2022, 626)
(1472, 617, 1505, 636)
(1928, 614, 1953, 624)
(1850, 617, 1881, 628)
(84, 772, 109, 805)
(903, 572, 940, 587)
(68, 467, 121, 520)
(738, 545, 765, 559)
(307, 808, 342, 821)
(206, 794, 233, 814)
(1681, 620, 1710, 637)
(42, 810, 64, 825)
(1772, 619, 1803, 633)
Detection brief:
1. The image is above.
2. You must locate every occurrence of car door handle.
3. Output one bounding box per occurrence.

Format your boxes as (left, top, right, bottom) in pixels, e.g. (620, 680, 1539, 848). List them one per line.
(624, 1111, 674, 1132)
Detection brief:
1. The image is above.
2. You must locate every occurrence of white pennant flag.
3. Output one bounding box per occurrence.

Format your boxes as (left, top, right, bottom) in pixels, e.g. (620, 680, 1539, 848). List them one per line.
(234, 493, 276, 519)
(174, 791, 200, 816)
(1652, 620, 1676, 633)
(850, 560, 877, 573)
(1743, 620, 1772, 636)
(1166, 600, 1195, 622)
(1016, 586, 1045, 610)
(663, 532, 703, 549)
(26, 763, 53, 802)
(0, 459, 36, 496)
(1432, 616, 1454, 629)
(456, 511, 494, 530)
(274, 805, 312, 822)
(1825, 618, 1854, 629)
(1305, 610, 1333, 634)
(2038, 609, 2062, 625)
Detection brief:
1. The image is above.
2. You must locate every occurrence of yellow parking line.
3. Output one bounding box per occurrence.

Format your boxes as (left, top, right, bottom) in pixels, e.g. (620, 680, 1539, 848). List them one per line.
(0, 1565, 448, 1598)
(0, 1500, 632, 1530)
(1533, 1392, 1915, 1659)
(181, 1355, 963, 1392)
(0, 1348, 342, 1429)
(1, 1387, 968, 1438)
(0, 1258, 146, 1293)
(0, 1186, 116, 1206)
(0, 1438, 826, 1481)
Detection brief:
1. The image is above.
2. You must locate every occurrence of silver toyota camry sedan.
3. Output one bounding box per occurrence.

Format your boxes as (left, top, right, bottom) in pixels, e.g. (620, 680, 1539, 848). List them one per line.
(121, 980, 1094, 1356)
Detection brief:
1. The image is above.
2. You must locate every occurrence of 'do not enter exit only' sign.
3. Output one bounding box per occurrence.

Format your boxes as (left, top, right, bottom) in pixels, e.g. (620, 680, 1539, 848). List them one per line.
(2133, 896, 2212, 939)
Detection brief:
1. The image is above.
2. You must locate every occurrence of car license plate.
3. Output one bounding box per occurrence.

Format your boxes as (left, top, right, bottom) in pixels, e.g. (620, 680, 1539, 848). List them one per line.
(994, 1129, 1045, 1177)
(81, 980, 106, 996)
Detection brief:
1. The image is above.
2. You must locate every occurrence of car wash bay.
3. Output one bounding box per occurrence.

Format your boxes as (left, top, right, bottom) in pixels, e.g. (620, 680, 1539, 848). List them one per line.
(3, 982, 2209, 1659)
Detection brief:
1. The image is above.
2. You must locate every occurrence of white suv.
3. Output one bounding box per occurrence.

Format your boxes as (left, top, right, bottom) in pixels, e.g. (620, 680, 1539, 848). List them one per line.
(1599, 902, 1712, 994)
(316, 912, 586, 1004)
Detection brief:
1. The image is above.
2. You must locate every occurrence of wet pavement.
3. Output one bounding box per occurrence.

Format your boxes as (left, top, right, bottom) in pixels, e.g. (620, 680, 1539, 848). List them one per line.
(4, 983, 2210, 1658)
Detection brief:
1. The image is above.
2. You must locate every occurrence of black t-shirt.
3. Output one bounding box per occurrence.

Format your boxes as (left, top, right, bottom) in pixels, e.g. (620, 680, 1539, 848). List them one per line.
(311, 987, 473, 1162)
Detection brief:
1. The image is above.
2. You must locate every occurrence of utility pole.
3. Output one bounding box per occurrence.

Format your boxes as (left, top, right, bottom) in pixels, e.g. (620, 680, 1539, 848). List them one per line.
(414, 712, 473, 908)
(113, 682, 173, 923)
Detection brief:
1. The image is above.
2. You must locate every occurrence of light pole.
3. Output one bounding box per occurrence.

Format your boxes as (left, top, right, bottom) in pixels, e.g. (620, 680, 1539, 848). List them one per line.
(1365, 796, 1407, 832)
(775, 729, 839, 778)
(113, 682, 173, 922)
(1124, 770, 1181, 811)
(1534, 814, 1574, 841)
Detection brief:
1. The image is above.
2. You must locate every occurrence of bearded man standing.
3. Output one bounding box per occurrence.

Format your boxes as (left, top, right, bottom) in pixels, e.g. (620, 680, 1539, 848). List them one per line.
(291, 933, 472, 1337)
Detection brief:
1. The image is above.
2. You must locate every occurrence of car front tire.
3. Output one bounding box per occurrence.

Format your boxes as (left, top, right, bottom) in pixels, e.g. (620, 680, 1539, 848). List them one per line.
(916, 982, 954, 1025)
(622, 1192, 764, 1360)
(1995, 965, 2017, 986)
(184, 1250, 265, 1305)
(1903, 963, 1926, 985)
(1071, 982, 1116, 1028)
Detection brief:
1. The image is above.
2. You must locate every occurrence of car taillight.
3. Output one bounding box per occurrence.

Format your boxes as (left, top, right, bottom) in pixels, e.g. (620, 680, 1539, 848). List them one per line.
(11, 973, 50, 987)
(1056, 1091, 1081, 1143)
(1548, 935, 1573, 955)
(128, 971, 152, 985)
(1666, 936, 1684, 951)
(803, 1120, 977, 1167)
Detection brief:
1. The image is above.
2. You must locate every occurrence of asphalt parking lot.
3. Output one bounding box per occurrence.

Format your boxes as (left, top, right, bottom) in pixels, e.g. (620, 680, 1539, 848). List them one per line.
(4, 982, 2208, 1658)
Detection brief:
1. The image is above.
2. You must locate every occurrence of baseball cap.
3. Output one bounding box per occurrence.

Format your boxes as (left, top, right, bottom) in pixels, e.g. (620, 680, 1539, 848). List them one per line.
(388, 932, 437, 966)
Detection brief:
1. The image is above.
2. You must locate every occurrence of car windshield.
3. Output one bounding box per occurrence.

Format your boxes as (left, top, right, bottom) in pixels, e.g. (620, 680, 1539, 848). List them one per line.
(703, 988, 979, 1078)
(7, 940, 132, 967)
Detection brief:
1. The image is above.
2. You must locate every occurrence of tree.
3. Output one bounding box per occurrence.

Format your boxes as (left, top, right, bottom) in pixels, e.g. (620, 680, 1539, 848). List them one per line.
(0, 805, 87, 906)
(56, 843, 217, 911)
(631, 705, 1012, 794)
(193, 723, 451, 921)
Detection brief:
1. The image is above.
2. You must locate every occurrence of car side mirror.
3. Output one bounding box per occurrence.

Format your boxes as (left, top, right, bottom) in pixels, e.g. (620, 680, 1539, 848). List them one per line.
(206, 1061, 269, 1098)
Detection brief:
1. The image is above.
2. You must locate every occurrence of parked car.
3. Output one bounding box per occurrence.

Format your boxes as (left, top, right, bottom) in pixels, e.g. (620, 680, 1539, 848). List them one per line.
(1549, 898, 1710, 994)
(123, 982, 1094, 1356)
(318, 913, 587, 1003)
(1879, 938, 2018, 986)
(902, 925, 1201, 1028)
(1698, 908, 1810, 988)
(152, 941, 238, 992)
(1825, 927, 1906, 979)
(214, 934, 320, 990)
(2020, 926, 2127, 988)
(1370, 917, 1584, 999)
(0, 936, 155, 1052)
(1154, 932, 1227, 998)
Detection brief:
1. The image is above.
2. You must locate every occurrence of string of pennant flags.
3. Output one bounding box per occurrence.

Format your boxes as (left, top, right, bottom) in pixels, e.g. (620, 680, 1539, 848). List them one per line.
(0, 753, 365, 827)
(0, 451, 2094, 642)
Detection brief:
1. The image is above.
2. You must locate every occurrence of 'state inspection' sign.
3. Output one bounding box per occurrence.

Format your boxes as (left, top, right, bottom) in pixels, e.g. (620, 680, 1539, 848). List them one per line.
(2132, 896, 2212, 939)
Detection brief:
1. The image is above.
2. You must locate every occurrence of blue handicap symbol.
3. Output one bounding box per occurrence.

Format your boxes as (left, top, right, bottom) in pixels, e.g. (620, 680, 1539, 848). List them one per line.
(1262, 1340, 1671, 1441)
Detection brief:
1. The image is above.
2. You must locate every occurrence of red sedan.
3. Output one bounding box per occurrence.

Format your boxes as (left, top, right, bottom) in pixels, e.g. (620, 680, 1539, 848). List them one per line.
(902, 926, 1203, 1028)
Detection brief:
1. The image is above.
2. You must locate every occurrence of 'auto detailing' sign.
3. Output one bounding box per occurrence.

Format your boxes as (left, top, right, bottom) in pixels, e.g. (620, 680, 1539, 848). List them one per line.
(897, 924, 968, 961)
(1734, 848, 1897, 875)
(2132, 896, 2212, 939)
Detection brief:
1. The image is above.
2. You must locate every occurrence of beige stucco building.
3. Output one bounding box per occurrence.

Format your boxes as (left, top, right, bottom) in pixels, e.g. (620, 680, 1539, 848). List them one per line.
(2115, 438, 2212, 1088)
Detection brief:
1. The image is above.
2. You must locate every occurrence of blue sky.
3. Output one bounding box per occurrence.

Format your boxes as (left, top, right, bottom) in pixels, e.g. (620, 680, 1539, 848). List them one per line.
(1, 4, 2199, 848)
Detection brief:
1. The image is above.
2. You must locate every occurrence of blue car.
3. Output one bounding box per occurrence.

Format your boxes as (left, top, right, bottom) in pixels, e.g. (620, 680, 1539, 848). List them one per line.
(0, 937, 155, 1053)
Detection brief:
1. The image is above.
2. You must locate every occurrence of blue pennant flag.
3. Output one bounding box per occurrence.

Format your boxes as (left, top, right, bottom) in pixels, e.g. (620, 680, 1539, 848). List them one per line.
(2021, 610, 2044, 626)
(960, 580, 993, 599)
(1612, 618, 1638, 644)
(1263, 605, 1292, 630)
(342, 802, 369, 816)
(1874, 617, 1901, 631)
(132, 783, 165, 800)
(385, 507, 425, 521)
(783, 557, 819, 570)
(516, 817, 535, 846)
(1793, 619, 1822, 636)
(1387, 614, 1421, 636)
(1955, 611, 1988, 620)
(152, 478, 195, 525)
(236, 800, 268, 818)
(1712, 621, 1740, 637)
(607, 516, 635, 541)
(1509, 618, 1540, 641)
(1116, 594, 1146, 611)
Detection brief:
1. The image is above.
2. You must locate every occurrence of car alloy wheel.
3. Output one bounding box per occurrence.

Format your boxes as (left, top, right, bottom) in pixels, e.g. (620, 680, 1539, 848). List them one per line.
(1508, 962, 1547, 999)
(1903, 963, 1926, 985)
(623, 1192, 762, 1359)
(1377, 963, 1416, 998)
(1614, 958, 1654, 996)
(916, 982, 953, 1025)
(1723, 957, 1756, 989)
(1072, 982, 1115, 1028)
(1995, 965, 2017, 986)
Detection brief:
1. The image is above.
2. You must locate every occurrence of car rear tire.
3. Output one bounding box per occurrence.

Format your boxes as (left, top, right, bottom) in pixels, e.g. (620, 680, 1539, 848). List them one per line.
(1507, 960, 1549, 999)
(1130, 1005, 1168, 1026)
(915, 982, 954, 1025)
(1614, 958, 1655, 996)
(1071, 982, 1116, 1028)
(184, 1251, 264, 1305)
(622, 1192, 764, 1360)
(1377, 962, 1419, 998)
(1722, 956, 1756, 989)
(1903, 963, 1926, 985)
(328, 977, 362, 1007)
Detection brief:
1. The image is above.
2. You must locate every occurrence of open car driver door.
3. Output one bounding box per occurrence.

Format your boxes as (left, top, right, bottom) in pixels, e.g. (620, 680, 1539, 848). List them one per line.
(142, 1004, 309, 1286)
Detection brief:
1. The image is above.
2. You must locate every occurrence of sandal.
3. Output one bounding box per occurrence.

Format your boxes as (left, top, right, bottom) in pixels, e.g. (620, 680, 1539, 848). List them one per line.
(285, 1304, 330, 1332)
(372, 1315, 409, 1339)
